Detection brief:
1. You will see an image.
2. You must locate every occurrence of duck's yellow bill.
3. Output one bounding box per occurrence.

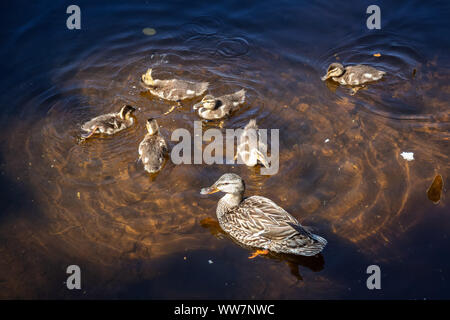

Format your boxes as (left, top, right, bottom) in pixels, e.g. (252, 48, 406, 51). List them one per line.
(200, 186, 220, 195)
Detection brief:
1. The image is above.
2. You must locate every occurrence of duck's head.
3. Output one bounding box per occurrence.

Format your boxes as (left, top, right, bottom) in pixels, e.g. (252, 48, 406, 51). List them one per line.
(119, 105, 136, 120)
(146, 118, 159, 135)
(141, 68, 155, 86)
(321, 63, 345, 81)
(195, 95, 222, 110)
(200, 173, 245, 195)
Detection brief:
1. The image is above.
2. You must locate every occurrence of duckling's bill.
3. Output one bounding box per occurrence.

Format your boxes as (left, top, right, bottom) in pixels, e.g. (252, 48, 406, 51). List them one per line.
(321, 71, 332, 81)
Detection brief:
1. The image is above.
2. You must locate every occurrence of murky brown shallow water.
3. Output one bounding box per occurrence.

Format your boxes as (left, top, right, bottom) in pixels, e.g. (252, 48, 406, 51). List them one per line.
(0, 1, 449, 299)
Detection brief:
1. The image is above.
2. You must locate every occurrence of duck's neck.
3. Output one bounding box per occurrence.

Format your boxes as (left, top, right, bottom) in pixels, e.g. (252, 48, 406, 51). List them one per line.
(126, 117, 135, 126)
(217, 192, 243, 219)
(336, 68, 346, 78)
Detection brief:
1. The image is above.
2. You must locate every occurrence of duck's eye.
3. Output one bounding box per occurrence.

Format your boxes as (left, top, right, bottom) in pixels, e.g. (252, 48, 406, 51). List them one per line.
(215, 100, 222, 109)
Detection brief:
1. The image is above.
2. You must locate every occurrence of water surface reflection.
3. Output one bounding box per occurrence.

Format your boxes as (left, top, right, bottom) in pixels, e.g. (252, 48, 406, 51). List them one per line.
(0, 0, 448, 299)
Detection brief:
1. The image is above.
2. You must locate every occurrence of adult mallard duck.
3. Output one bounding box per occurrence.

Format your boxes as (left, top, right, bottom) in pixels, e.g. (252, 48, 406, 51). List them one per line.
(236, 119, 270, 168)
(200, 173, 327, 258)
(138, 118, 168, 173)
(80, 104, 136, 139)
(193, 89, 246, 120)
(321, 62, 385, 95)
(141, 68, 209, 114)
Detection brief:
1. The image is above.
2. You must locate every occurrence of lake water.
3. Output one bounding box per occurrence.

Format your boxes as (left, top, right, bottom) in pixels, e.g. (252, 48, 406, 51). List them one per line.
(0, 0, 448, 299)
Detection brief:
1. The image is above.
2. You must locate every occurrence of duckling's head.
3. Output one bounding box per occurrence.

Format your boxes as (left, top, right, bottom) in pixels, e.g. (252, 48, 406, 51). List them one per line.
(119, 105, 136, 120)
(321, 63, 345, 81)
(141, 68, 154, 86)
(146, 118, 159, 135)
(200, 173, 245, 195)
(200, 95, 222, 110)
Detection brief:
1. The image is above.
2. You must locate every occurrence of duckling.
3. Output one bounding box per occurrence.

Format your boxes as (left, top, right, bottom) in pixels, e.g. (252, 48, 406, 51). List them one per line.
(236, 119, 270, 168)
(138, 118, 168, 173)
(321, 63, 385, 95)
(80, 105, 136, 139)
(141, 68, 209, 115)
(193, 89, 246, 120)
(200, 173, 327, 257)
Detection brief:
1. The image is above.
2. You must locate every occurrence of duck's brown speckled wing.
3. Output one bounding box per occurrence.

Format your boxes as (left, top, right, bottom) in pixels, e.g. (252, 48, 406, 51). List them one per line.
(338, 65, 385, 85)
(150, 79, 209, 101)
(224, 195, 302, 240)
(81, 113, 122, 132)
(221, 195, 327, 256)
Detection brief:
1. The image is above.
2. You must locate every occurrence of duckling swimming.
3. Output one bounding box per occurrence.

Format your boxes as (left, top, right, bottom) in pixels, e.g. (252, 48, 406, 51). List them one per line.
(200, 173, 327, 257)
(193, 89, 246, 120)
(141, 68, 209, 115)
(138, 118, 168, 173)
(321, 63, 385, 95)
(236, 119, 270, 168)
(80, 105, 136, 139)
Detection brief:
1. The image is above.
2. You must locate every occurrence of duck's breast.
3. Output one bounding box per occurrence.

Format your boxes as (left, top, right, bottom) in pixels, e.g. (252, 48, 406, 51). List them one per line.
(197, 106, 227, 120)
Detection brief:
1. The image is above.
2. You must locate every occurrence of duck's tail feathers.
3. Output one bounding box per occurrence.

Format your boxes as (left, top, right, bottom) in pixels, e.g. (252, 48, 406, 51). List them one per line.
(234, 89, 246, 104)
(245, 118, 258, 130)
(198, 82, 209, 95)
(309, 233, 327, 246)
(254, 149, 270, 169)
(288, 222, 328, 247)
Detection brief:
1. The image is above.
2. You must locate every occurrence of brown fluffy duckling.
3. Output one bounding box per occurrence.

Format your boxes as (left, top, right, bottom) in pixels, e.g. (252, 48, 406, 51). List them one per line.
(80, 105, 136, 139)
(193, 89, 246, 120)
(141, 68, 209, 115)
(138, 118, 168, 173)
(321, 63, 385, 95)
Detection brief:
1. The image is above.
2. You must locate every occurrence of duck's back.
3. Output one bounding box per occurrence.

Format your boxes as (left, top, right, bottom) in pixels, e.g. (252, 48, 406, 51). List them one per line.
(218, 195, 327, 256)
(151, 79, 208, 101)
(138, 134, 168, 172)
(81, 113, 128, 134)
(221, 89, 246, 112)
(237, 119, 260, 166)
(335, 65, 385, 86)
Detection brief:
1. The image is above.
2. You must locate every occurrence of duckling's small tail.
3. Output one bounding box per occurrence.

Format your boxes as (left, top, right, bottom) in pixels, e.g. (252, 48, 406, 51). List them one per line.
(235, 89, 246, 104)
(199, 82, 209, 95)
(246, 118, 257, 129)
(254, 149, 270, 169)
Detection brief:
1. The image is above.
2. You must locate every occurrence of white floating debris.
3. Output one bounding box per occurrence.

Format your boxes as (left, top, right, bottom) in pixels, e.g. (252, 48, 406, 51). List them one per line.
(208, 259, 213, 264)
(142, 27, 156, 36)
(324, 138, 330, 143)
(400, 152, 414, 161)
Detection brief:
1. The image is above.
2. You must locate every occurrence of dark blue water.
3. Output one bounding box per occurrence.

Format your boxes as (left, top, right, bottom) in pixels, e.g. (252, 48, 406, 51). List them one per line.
(0, 0, 449, 299)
